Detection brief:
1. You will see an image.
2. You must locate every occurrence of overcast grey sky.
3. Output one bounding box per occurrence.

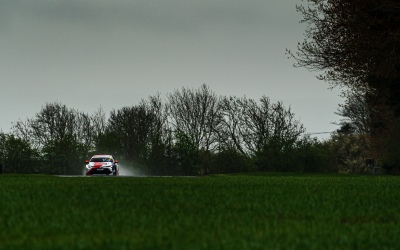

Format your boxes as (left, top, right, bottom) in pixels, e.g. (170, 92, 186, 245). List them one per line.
(0, 0, 342, 139)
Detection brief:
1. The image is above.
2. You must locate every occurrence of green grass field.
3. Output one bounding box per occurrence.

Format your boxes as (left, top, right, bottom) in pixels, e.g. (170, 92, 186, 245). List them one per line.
(1, 174, 399, 249)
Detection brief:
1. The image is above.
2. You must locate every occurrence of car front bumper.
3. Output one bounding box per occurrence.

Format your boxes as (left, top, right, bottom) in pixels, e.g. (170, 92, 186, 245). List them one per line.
(86, 166, 113, 175)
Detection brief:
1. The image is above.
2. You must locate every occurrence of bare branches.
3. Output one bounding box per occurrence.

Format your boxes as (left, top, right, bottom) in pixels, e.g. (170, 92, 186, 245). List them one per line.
(218, 96, 305, 157)
(11, 102, 106, 152)
(289, 0, 400, 88)
(167, 84, 221, 152)
(106, 95, 168, 162)
(335, 88, 371, 134)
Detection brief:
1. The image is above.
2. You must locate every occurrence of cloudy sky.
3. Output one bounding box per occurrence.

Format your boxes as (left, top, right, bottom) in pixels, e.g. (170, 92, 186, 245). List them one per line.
(0, 0, 342, 139)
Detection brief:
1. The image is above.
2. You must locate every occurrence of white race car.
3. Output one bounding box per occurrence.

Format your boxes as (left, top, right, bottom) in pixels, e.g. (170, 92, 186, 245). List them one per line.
(85, 155, 119, 176)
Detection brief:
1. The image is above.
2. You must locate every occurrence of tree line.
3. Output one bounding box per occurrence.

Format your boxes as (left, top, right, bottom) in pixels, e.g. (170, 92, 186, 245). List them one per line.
(2, 84, 357, 175)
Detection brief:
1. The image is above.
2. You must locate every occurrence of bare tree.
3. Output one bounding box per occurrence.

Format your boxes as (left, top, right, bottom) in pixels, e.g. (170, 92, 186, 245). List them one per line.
(13, 103, 72, 146)
(90, 107, 107, 150)
(219, 96, 305, 157)
(218, 96, 248, 156)
(167, 84, 221, 152)
(106, 96, 167, 163)
(146, 94, 169, 144)
(335, 88, 371, 134)
(10, 102, 103, 174)
(11, 120, 33, 147)
(12, 102, 99, 150)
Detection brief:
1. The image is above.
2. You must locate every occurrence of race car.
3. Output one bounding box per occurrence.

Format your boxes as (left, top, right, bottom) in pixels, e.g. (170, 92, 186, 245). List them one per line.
(85, 155, 119, 176)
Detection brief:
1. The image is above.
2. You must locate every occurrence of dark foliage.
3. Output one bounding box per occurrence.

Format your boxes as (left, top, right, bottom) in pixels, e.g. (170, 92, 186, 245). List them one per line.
(0, 133, 39, 173)
(289, 0, 400, 171)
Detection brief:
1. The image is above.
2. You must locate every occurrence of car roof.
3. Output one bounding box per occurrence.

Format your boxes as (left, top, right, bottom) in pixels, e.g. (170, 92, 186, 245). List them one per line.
(91, 155, 113, 158)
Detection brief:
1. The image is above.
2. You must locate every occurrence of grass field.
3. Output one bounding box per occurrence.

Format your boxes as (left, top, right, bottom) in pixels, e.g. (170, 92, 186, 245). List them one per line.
(1, 173, 399, 249)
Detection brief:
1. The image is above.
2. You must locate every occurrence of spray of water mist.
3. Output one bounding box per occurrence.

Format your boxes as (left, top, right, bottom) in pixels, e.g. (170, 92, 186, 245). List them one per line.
(118, 164, 143, 177)
(81, 161, 90, 175)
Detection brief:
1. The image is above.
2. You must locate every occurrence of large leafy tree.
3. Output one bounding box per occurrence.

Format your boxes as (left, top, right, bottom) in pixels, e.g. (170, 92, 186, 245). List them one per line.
(289, 0, 400, 125)
(289, 0, 400, 170)
(289, 0, 400, 89)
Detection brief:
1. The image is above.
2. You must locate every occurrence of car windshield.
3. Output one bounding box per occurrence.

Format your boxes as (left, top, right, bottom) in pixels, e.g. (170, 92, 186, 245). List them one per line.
(90, 158, 112, 162)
